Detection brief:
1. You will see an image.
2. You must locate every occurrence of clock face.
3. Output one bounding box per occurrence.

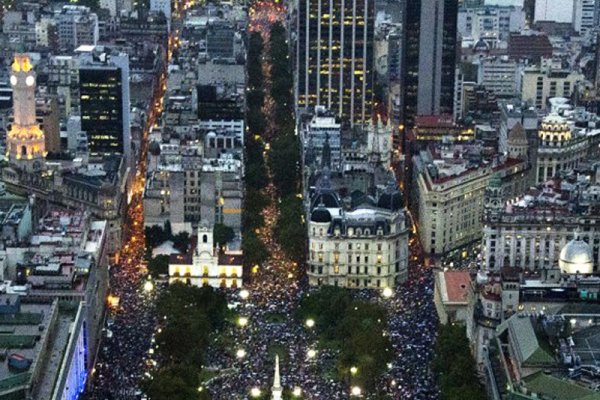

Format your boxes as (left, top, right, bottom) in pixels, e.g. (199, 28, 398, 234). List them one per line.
(25, 76, 35, 86)
(10, 75, 17, 86)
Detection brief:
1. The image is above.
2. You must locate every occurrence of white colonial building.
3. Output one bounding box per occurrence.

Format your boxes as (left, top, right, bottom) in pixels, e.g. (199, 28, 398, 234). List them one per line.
(169, 225, 243, 288)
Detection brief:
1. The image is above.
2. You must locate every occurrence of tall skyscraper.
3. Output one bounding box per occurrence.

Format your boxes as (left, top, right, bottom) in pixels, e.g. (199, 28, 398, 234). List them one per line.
(78, 46, 131, 162)
(296, 0, 374, 126)
(7, 54, 46, 172)
(402, 0, 458, 127)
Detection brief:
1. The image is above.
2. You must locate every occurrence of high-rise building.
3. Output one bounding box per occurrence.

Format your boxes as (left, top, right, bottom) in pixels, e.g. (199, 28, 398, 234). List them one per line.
(6, 54, 45, 172)
(78, 46, 131, 162)
(402, 0, 458, 127)
(296, 0, 374, 126)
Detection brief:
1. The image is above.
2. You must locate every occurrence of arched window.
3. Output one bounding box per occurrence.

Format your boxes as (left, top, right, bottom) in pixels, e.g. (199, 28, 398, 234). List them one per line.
(21, 146, 26, 156)
(203, 234, 208, 243)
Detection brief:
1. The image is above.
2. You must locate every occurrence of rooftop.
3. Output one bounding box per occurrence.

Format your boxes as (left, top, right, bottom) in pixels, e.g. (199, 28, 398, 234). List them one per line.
(438, 271, 471, 304)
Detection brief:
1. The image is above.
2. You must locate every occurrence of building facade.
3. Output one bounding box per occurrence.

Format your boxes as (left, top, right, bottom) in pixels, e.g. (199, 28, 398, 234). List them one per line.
(402, 0, 458, 128)
(307, 189, 409, 289)
(57, 5, 99, 51)
(521, 67, 584, 110)
(412, 144, 529, 256)
(78, 47, 131, 162)
(169, 226, 243, 288)
(296, 0, 374, 126)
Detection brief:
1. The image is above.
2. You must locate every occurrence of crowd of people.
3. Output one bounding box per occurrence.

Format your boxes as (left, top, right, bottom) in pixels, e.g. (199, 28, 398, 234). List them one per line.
(83, 199, 160, 400)
(202, 181, 441, 399)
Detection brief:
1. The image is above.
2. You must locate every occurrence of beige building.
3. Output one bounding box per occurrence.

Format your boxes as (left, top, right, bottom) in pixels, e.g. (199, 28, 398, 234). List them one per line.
(412, 143, 528, 256)
(521, 67, 584, 109)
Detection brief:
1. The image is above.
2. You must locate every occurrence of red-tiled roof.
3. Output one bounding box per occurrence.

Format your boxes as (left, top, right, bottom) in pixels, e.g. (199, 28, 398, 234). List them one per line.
(444, 271, 471, 303)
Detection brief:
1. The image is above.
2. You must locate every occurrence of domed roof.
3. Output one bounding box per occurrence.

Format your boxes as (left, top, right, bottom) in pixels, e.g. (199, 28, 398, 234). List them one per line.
(310, 207, 332, 223)
(559, 239, 593, 274)
(508, 122, 528, 145)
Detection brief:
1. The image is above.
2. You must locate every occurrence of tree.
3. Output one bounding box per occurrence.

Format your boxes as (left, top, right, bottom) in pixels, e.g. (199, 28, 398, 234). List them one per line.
(163, 220, 173, 239)
(242, 231, 268, 267)
(172, 231, 190, 253)
(269, 135, 300, 197)
(214, 224, 235, 247)
(145, 225, 167, 249)
(433, 324, 486, 400)
(275, 195, 305, 262)
(148, 255, 170, 277)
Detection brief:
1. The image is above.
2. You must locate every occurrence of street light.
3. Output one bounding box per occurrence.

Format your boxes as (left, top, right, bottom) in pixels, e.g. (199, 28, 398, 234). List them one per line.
(239, 289, 250, 300)
(292, 387, 302, 396)
(238, 317, 249, 327)
(144, 280, 154, 292)
(307, 349, 316, 359)
(236, 349, 246, 359)
(305, 318, 315, 328)
(351, 386, 362, 396)
(250, 387, 261, 397)
(382, 287, 393, 298)
(350, 366, 358, 375)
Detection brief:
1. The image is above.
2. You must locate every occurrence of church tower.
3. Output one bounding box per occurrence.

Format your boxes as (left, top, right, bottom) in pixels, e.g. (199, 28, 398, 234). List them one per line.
(7, 54, 45, 172)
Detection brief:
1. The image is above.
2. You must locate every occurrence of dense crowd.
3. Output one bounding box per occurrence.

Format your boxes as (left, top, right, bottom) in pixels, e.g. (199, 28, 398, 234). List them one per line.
(83, 201, 160, 400)
(203, 181, 440, 399)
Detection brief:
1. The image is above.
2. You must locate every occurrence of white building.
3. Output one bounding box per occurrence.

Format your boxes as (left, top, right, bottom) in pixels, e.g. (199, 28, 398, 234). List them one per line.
(35, 18, 56, 48)
(572, 0, 597, 35)
(534, 0, 574, 23)
(150, 0, 172, 19)
(478, 56, 522, 97)
(307, 189, 409, 289)
(57, 5, 99, 51)
(458, 5, 526, 46)
(168, 225, 243, 288)
(99, 0, 118, 17)
(482, 176, 600, 271)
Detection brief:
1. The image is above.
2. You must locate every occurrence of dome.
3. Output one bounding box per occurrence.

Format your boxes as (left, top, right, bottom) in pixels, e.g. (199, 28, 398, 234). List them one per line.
(507, 122, 527, 145)
(310, 207, 331, 223)
(538, 113, 572, 143)
(559, 239, 593, 274)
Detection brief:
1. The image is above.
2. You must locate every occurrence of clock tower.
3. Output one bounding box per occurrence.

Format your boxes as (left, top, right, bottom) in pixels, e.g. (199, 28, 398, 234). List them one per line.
(7, 54, 45, 172)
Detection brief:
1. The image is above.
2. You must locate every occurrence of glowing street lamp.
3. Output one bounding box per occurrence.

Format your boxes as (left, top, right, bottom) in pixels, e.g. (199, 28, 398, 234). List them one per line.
(307, 349, 316, 359)
(351, 386, 362, 396)
(250, 387, 261, 397)
(382, 287, 393, 298)
(144, 280, 154, 292)
(238, 317, 249, 327)
(239, 289, 250, 300)
(292, 387, 302, 396)
(236, 349, 246, 359)
(305, 318, 315, 328)
(350, 366, 358, 375)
